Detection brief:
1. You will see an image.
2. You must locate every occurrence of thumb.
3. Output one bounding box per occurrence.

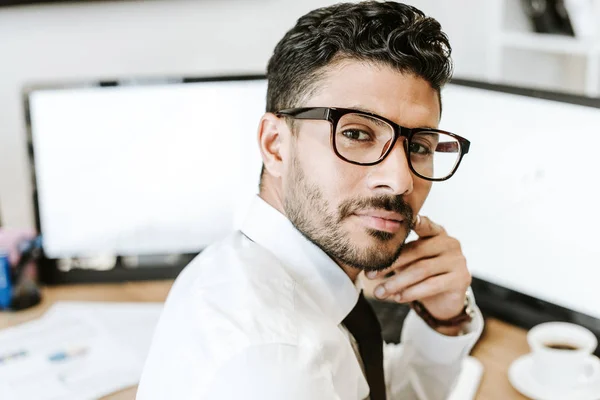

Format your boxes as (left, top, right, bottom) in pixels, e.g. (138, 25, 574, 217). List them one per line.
(412, 215, 445, 238)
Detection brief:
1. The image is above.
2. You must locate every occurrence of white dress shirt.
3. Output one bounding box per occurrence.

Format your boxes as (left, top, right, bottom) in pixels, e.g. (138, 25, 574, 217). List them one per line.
(137, 196, 483, 400)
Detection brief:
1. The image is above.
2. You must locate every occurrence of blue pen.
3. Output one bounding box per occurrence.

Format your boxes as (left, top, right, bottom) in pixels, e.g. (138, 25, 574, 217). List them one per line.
(48, 346, 88, 363)
(0, 250, 12, 309)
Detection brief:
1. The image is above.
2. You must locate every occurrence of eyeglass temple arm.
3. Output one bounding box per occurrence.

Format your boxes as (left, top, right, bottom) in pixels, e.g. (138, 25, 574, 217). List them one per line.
(277, 108, 329, 120)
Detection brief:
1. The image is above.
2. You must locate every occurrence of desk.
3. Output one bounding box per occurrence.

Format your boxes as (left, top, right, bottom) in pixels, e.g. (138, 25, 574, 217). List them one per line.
(0, 281, 530, 399)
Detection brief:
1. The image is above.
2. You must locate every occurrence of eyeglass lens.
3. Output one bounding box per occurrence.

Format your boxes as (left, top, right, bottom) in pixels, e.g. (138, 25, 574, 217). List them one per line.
(334, 113, 461, 179)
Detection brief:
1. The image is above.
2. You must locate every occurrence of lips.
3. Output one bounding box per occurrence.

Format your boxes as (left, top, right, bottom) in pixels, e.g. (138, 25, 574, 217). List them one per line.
(354, 210, 405, 223)
(353, 210, 405, 233)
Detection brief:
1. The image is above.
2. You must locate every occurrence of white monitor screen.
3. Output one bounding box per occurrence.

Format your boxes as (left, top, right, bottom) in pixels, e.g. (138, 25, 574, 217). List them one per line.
(28, 78, 600, 320)
(29, 78, 267, 258)
(420, 84, 600, 320)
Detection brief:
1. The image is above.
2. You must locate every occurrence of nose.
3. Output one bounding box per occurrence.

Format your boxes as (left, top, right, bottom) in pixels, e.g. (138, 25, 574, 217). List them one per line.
(366, 139, 414, 196)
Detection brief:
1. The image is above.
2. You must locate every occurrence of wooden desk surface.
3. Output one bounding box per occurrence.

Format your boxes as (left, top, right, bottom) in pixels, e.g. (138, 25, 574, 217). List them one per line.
(0, 281, 530, 399)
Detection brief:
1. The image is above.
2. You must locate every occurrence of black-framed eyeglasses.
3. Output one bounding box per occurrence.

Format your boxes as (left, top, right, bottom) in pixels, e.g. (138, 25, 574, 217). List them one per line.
(276, 107, 470, 182)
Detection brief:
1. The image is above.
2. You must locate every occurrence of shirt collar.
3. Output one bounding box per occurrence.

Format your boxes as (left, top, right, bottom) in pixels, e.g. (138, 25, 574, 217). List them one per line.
(240, 195, 360, 325)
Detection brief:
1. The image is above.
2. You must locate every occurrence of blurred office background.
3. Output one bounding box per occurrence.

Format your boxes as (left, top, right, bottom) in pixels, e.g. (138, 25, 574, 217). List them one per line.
(1, 0, 598, 229)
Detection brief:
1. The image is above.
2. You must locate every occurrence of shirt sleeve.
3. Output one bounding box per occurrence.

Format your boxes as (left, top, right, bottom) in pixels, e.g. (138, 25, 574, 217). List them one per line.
(383, 305, 484, 400)
(203, 343, 341, 400)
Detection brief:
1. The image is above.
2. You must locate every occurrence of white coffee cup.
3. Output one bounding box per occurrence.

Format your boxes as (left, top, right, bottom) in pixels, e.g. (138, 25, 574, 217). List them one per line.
(527, 322, 600, 390)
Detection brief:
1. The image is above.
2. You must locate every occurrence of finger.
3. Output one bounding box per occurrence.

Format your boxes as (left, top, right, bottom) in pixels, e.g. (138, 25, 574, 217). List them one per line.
(412, 215, 446, 239)
(364, 264, 397, 280)
(373, 257, 451, 299)
(365, 235, 448, 280)
(388, 235, 448, 271)
(394, 273, 455, 303)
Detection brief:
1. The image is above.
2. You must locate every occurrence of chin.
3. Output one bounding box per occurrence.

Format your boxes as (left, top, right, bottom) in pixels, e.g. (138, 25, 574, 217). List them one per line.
(337, 222, 407, 270)
(352, 229, 405, 253)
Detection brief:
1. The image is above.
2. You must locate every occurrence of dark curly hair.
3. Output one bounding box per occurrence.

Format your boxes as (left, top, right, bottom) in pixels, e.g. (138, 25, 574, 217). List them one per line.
(266, 1, 453, 114)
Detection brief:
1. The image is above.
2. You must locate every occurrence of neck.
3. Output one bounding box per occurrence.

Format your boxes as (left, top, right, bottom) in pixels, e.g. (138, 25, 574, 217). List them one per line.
(259, 176, 286, 215)
(338, 262, 362, 283)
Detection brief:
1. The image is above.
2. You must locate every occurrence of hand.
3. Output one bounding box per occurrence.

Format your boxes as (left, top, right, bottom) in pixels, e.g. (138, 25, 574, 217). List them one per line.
(365, 215, 471, 322)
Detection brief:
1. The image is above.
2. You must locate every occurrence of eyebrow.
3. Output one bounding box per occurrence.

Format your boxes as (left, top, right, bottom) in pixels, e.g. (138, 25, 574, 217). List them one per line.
(349, 111, 390, 128)
(414, 131, 440, 139)
(348, 104, 438, 130)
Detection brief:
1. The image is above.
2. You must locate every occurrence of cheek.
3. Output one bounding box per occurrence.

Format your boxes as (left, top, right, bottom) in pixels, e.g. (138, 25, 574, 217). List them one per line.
(298, 138, 361, 201)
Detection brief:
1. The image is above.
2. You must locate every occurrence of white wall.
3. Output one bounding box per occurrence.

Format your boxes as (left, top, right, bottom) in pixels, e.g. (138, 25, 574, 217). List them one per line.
(0, 0, 489, 228)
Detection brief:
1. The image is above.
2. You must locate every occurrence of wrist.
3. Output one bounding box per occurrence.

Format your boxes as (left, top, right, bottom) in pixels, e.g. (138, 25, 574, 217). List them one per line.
(411, 289, 475, 333)
(434, 324, 464, 337)
(428, 303, 466, 321)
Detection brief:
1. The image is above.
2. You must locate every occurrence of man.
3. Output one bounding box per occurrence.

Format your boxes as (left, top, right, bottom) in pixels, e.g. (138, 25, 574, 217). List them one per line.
(137, 2, 483, 399)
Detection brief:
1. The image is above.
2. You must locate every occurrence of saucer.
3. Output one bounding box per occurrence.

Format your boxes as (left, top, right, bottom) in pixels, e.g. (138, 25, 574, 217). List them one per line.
(508, 353, 600, 400)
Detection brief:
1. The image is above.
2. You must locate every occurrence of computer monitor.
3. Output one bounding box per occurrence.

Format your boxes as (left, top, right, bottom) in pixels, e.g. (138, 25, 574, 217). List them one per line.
(25, 75, 600, 349)
(25, 76, 267, 283)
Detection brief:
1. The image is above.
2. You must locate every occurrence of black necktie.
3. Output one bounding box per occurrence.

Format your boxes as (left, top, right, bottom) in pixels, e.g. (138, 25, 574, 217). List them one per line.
(343, 291, 386, 400)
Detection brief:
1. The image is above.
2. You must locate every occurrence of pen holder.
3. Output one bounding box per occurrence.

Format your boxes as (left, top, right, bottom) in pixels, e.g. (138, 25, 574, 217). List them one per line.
(0, 228, 42, 311)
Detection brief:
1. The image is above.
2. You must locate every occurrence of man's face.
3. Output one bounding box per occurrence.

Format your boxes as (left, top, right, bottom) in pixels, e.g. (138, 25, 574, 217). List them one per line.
(281, 61, 440, 272)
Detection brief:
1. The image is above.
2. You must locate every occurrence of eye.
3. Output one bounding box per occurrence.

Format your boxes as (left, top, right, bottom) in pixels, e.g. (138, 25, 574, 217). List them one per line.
(409, 142, 432, 155)
(341, 129, 373, 142)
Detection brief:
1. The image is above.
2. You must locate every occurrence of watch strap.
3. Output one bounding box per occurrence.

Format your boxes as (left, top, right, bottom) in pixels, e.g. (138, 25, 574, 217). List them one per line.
(410, 293, 474, 328)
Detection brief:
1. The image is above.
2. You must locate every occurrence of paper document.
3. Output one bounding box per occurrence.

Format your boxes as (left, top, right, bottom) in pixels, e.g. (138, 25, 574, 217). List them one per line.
(0, 312, 140, 400)
(0, 302, 163, 400)
(43, 301, 163, 366)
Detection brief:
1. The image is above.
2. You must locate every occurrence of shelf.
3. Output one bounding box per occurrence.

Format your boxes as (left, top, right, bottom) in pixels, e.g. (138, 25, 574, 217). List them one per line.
(490, 0, 600, 98)
(499, 32, 599, 56)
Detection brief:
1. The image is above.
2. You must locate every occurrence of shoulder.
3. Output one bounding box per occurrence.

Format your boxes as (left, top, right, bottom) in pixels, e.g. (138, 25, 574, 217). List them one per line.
(177, 231, 295, 292)
(157, 231, 300, 347)
(138, 233, 345, 400)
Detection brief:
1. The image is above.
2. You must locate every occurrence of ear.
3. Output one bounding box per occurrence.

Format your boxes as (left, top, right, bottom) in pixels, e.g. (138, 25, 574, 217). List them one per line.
(257, 113, 289, 179)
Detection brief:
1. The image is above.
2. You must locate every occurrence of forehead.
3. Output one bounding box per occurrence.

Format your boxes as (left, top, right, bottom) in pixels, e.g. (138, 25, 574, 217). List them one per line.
(303, 60, 441, 129)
